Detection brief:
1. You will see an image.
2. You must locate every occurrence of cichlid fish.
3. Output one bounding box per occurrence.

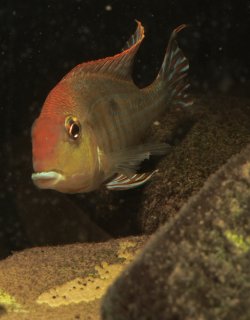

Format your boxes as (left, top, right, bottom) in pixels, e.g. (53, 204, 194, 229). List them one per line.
(31, 21, 192, 193)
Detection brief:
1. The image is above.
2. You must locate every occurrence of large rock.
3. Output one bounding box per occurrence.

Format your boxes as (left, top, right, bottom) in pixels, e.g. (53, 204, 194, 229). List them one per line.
(138, 94, 250, 233)
(102, 143, 250, 320)
(0, 236, 147, 319)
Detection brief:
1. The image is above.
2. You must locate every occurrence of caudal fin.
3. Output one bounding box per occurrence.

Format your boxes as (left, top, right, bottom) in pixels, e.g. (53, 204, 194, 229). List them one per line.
(157, 24, 193, 108)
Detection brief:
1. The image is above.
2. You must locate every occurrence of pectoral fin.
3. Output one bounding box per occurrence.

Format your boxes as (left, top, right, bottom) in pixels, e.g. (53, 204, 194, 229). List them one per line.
(110, 143, 171, 176)
(106, 170, 158, 190)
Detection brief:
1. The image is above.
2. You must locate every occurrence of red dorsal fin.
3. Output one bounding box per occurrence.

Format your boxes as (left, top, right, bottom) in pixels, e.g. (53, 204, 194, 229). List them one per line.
(68, 20, 144, 81)
(122, 19, 144, 51)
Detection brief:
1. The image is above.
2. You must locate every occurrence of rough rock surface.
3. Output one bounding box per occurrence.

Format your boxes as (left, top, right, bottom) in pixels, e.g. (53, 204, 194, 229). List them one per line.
(0, 236, 147, 320)
(138, 94, 250, 233)
(102, 143, 250, 320)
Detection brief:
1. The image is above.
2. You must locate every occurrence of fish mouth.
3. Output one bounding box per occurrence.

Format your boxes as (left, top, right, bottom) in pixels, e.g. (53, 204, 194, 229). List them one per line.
(31, 171, 65, 189)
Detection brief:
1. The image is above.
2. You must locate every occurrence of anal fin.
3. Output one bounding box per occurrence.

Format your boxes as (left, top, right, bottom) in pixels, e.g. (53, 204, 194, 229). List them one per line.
(106, 170, 158, 191)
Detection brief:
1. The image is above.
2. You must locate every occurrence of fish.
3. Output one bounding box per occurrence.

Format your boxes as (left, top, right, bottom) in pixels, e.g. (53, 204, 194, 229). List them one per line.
(31, 21, 192, 193)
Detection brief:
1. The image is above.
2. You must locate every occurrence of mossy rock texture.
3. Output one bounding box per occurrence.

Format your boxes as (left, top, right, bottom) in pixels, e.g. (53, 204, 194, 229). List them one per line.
(102, 143, 250, 320)
(0, 236, 147, 320)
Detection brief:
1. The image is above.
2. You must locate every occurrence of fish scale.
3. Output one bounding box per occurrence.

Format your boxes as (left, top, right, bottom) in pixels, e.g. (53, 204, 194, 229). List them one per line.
(77, 76, 152, 151)
(91, 85, 164, 152)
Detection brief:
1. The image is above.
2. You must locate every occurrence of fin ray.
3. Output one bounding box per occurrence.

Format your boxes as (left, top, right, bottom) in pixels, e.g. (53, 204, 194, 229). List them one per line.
(110, 143, 171, 176)
(67, 20, 144, 81)
(157, 24, 193, 108)
(122, 19, 144, 51)
(106, 170, 158, 190)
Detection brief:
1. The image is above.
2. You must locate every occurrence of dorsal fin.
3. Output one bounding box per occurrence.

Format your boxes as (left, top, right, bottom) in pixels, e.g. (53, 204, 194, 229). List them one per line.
(68, 20, 144, 81)
(122, 19, 144, 51)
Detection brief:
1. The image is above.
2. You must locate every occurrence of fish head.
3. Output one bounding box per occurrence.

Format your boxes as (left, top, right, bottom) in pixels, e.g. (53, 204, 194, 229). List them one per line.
(31, 81, 99, 193)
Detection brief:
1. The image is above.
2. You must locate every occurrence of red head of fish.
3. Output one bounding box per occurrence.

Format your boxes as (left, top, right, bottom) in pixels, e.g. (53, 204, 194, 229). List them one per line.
(31, 79, 99, 193)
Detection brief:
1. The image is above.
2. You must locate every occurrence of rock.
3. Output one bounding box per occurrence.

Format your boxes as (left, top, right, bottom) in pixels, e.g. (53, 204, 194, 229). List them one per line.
(102, 144, 250, 320)
(16, 186, 111, 245)
(0, 236, 147, 319)
(138, 94, 250, 233)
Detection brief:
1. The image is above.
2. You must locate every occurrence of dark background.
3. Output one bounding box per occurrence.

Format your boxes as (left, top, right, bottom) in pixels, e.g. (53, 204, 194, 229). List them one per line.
(0, 0, 250, 258)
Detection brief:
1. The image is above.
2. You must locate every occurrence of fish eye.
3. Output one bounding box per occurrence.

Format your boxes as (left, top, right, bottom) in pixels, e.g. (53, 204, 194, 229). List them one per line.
(65, 116, 81, 140)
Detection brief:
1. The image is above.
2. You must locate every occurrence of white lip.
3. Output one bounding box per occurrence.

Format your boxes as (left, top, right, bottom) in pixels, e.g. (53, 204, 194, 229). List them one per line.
(32, 171, 65, 186)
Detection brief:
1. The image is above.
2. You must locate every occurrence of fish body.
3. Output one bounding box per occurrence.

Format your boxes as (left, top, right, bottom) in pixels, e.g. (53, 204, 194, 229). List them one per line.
(31, 22, 191, 193)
